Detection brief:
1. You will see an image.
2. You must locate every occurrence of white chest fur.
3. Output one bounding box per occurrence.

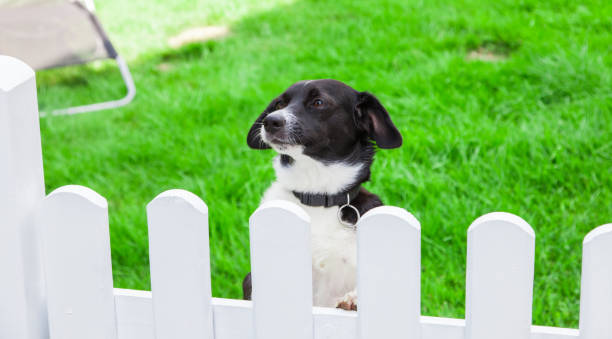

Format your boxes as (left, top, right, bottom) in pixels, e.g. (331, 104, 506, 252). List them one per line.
(259, 150, 363, 307)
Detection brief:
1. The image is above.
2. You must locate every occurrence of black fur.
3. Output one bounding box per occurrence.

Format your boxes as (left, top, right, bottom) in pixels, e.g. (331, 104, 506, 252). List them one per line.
(280, 154, 294, 167)
(242, 272, 252, 300)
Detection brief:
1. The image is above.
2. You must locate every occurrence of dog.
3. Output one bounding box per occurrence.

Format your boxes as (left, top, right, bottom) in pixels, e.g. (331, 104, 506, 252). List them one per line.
(242, 79, 402, 310)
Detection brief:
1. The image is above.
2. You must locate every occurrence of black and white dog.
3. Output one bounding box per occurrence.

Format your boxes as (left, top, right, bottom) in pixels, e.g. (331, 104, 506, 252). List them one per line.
(243, 79, 402, 310)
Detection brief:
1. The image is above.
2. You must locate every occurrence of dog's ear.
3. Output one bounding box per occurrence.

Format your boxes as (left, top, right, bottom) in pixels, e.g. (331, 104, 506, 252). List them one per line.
(355, 92, 402, 149)
(247, 110, 271, 149)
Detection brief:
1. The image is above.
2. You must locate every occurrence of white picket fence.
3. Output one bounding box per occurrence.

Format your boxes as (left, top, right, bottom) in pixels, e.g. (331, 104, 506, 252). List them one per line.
(1, 55, 611, 339)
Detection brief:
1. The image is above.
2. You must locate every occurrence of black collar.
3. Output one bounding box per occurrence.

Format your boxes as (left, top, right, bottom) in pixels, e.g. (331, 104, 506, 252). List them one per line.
(292, 185, 361, 208)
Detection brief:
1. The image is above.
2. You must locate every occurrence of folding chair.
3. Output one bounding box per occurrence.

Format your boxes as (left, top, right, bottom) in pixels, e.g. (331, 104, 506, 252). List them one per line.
(0, 0, 135, 115)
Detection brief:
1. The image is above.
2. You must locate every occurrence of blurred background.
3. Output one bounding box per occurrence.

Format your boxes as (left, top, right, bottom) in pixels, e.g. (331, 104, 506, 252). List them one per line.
(27, 0, 611, 328)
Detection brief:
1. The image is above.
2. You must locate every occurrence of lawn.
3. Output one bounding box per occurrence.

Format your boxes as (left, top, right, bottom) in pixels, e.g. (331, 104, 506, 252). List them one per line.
(36, 0, 610, 328)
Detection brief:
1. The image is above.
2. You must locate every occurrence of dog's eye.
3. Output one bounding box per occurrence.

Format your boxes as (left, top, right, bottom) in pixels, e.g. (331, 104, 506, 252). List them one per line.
(275, 101, 287, 110)
(313, 99, 324, 108)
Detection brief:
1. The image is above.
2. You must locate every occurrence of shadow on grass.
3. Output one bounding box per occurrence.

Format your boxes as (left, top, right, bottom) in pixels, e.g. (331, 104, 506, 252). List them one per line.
(35, 41, 218, 111)
(37, 0, 533, 112)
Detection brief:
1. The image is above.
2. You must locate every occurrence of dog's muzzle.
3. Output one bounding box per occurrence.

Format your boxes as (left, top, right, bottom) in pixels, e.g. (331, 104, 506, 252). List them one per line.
(262, 109, 296, 145)
(263, 112, 286, 135)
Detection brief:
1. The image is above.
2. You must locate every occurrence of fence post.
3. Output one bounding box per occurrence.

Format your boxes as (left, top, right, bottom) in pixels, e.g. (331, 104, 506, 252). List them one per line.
(250, 200, 313, 339)
(357, 206, 421, 339)
(579, 224, 612, 339)
(147, 189, 213, 339)
(39, 185, 118, 339)
(464, 212, 535, 339)
(0, 55, 48, 339)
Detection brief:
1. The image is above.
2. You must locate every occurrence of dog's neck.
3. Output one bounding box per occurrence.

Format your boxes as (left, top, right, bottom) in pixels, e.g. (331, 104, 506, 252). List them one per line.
(271, 145, 366, 195)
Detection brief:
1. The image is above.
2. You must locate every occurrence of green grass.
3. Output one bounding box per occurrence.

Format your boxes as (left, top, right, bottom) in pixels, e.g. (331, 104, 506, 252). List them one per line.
(36, 0, 610, 328)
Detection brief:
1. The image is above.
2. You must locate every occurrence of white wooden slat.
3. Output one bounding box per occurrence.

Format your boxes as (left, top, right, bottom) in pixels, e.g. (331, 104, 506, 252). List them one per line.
(114, 289, 154, 339)
(465, 212, 535, 339)
(250, 200, 313, 339)
(0, 55, 48, 339)
(357, 206, 421, 339)
(213, 298, 253, 339)
(313, 307, 357, 339)
(112, 291, 581, 339)
(579, 224, 612, 339)
(421, 316, 465, 339)
(40, 185, 117, 339)
(147, 189, 213, 339)
(531, 326, 580, 339)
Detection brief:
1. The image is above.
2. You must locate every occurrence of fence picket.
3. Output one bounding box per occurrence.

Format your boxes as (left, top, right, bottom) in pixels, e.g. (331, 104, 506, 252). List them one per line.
(147, 189, 213, 339)
(579, 224, 612, 339)
(357, 206, 421, 339)
(465, 212, 535, 339)
(0, 55, 47, 339)
(39, 185, 117, 339)
(250, 200, 312, 339)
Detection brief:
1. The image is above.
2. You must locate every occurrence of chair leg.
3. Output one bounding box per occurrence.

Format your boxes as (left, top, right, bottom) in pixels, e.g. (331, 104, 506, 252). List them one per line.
(40, 55, 136, 117)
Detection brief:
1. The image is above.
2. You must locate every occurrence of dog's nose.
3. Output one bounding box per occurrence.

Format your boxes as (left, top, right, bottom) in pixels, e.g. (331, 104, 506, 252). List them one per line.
(263, 114, 286, 134)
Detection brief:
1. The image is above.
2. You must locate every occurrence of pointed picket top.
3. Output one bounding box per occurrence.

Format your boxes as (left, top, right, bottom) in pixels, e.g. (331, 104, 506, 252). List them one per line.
(0, 55, 35, 92)
(148, 188, 208, 215)
(147, 189, 212, 339)
(467, 212, 535, 238)
(359, 204, 421, 228)
(358, 206, 421, 339)
(46, 184, 107, 208)
(250, 199, 311, 225)
(249, 199, 312, 339)
(579, 223, 612, 339)
(583, 223, 612, 244)
(40, 185, 117, 339)
(465, 212, 535, 339)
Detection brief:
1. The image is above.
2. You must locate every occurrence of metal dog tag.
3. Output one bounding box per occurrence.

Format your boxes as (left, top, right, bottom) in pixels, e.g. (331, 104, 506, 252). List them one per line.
(337, 194, 360, 230)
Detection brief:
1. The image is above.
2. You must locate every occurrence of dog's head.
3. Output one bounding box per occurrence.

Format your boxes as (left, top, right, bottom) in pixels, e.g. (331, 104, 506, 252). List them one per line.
(247, 79, 402, 161)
